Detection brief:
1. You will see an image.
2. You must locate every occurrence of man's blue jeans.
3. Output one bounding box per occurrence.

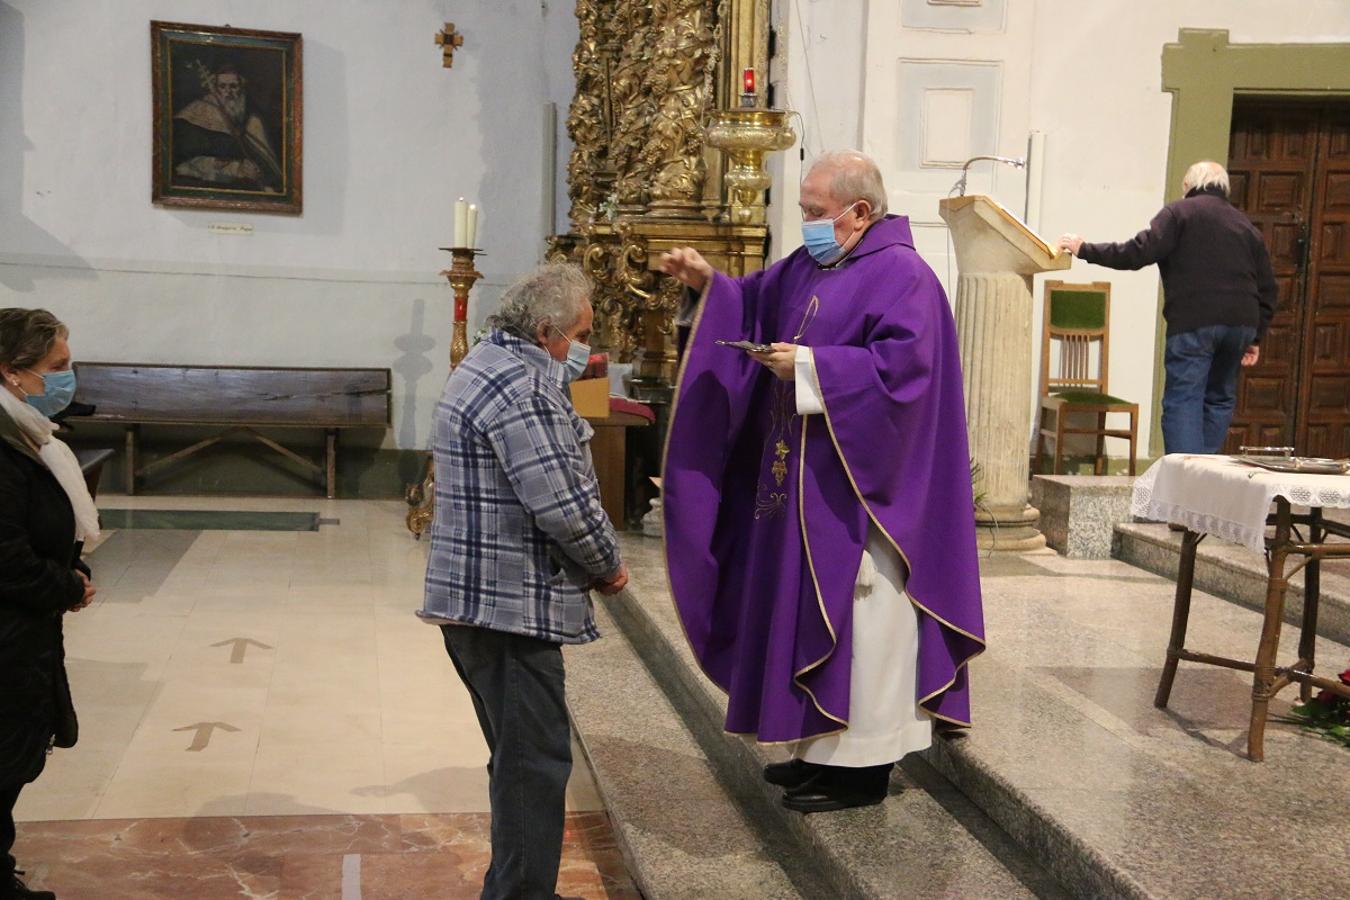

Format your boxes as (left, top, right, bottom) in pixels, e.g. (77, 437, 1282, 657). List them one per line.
(1161, 324, 1258, 454)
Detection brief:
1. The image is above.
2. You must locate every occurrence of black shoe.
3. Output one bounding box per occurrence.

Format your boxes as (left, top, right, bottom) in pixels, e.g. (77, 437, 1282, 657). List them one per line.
(762, 758, 821, 789)
(781, 765, 892, 814)
(8, 871, 56, 900)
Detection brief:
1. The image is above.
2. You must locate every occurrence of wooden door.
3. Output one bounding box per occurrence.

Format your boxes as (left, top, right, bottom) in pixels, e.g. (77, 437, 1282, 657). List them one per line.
(1303, 109, 1350, 457)
(1226, 100, 1350, 457)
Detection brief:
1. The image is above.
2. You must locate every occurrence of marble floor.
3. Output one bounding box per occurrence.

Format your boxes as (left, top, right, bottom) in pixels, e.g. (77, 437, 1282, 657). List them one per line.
(958, 549, 1350, 898)
(605, 532, 1350, 899)
(14, 495, 638, 899)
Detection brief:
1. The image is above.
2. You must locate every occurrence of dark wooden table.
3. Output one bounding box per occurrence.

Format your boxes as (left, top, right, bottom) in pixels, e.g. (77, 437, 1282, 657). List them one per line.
(584, 409, 652, 529)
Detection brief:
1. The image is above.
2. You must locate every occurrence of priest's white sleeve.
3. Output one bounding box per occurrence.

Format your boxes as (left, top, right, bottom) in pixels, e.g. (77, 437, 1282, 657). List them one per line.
(795, 345, 824, 415)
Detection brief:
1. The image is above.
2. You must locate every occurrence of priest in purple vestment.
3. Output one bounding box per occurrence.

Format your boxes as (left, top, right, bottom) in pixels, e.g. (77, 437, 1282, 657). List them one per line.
(660, 151, 984, 813)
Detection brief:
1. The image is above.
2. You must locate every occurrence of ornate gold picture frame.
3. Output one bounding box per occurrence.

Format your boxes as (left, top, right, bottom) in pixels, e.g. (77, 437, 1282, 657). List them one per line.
(150, 21, 303, 214)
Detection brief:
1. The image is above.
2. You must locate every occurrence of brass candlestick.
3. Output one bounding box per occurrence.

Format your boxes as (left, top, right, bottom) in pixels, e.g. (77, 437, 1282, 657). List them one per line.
(407, 245, 485, 539)
(704, 108, 797, 225)
(440, 246, 484, 368)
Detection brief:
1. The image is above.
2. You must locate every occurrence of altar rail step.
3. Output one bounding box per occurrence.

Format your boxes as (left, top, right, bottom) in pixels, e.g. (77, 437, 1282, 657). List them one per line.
(571, 537, 1068, 900)
(565, 600, 817, 899)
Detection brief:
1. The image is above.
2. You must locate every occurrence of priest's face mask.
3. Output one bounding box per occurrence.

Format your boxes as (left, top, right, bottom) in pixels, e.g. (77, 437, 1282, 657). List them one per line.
(799, 168, 872, 263)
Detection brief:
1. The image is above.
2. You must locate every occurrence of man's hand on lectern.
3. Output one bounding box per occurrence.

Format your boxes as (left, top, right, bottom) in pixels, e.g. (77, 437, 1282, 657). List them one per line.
(1056, 234, 1084, 256)
(659, 247, 714, 293)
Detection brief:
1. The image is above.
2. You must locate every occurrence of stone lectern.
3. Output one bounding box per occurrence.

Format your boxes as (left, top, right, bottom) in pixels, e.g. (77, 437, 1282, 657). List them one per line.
(939, 194, 1071, 552)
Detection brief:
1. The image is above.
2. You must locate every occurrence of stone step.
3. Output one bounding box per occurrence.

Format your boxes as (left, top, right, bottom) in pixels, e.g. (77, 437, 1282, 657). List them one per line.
(591, 537, 1068, 900)
(1114, 520, 1350, 645)
(565, 599, 822, 900)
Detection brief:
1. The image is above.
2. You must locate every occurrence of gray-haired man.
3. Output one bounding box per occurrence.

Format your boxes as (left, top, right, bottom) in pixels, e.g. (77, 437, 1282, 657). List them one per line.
(420, 262, 627, 900)
(1057, 160, 1277, 455)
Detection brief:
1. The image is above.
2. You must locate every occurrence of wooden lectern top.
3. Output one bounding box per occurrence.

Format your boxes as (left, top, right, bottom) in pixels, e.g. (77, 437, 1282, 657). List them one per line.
(939, 194, 1071, 276)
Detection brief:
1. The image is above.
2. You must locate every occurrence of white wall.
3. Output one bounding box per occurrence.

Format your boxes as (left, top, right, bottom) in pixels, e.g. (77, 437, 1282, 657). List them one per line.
(10, 1, 1347, 464)
(767, 0, 869, 261)
(770, 0, 1350, 455)
(0, 0, 578, 456)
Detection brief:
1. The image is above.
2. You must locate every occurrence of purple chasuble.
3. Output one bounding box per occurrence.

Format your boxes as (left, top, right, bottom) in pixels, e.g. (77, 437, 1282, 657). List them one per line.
(663, 215, 985, 742)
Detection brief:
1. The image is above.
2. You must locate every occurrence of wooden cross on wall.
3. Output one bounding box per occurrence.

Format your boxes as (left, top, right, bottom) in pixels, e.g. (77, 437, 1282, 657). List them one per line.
(436, 22, 464, 68)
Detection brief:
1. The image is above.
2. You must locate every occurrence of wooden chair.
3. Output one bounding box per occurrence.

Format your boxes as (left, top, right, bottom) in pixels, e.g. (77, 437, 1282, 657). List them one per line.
(1033, 281, 1138, 476)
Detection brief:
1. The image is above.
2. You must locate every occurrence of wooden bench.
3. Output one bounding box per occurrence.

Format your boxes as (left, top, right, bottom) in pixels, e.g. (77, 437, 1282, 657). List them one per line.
(66, 363, 391, 498)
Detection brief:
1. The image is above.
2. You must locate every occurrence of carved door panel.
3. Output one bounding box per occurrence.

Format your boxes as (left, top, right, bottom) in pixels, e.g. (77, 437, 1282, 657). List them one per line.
(1302, 107, 1350, 457)
(1226, 100, 1350, 457)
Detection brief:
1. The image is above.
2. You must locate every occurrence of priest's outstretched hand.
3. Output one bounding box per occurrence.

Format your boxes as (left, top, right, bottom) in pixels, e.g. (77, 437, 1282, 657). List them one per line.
(748, 342, 797, 381)
(659, 246, 714, 292)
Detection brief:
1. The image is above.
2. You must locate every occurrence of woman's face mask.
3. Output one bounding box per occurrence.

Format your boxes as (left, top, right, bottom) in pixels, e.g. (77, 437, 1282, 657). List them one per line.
(23, 368, 78, 418)
(3, 334, 75, 418)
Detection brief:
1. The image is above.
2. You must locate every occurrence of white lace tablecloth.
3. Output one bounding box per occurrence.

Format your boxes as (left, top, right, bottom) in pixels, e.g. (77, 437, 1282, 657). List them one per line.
(1131, 454, 1350, 553)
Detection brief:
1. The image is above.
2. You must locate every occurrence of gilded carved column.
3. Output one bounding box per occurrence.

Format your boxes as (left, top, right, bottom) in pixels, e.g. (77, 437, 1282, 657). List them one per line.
(565, 2, 610, 225)
(643, 0, 720, 218)
(554, 0, 777, 397)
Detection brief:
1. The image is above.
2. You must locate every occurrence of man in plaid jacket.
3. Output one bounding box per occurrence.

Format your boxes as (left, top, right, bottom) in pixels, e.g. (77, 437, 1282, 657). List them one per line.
(420, 262, 627, 900)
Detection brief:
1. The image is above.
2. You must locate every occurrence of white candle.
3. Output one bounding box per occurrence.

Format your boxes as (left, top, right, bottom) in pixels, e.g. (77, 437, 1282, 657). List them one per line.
(467, 204, 479, 249)
(453, 197, 467, 248)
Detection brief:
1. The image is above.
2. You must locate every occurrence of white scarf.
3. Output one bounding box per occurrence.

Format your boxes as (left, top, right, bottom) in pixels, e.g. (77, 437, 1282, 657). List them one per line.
(0, 386, 100, 541)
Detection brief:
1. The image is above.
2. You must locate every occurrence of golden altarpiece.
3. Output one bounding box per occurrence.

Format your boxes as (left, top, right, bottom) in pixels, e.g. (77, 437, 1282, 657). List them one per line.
(548, 0, 793, 404)
(408, 0, 793, 536)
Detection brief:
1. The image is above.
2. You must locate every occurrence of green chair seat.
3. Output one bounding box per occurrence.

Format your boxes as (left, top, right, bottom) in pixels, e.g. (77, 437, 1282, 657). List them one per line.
(1049, 389, 1134, 406)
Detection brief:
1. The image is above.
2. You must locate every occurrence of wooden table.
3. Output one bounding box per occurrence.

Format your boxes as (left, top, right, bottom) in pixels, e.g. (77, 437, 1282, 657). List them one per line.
(584, 409, 652, 529)
(1134, 455, 1350, 761)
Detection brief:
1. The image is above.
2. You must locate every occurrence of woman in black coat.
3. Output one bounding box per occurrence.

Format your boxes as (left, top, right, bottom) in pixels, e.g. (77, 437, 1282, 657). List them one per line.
(0, 309, 98, 900)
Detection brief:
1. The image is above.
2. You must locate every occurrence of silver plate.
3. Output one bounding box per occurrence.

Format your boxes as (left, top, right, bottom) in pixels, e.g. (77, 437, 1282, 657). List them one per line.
(1236, 455, 1350, 475)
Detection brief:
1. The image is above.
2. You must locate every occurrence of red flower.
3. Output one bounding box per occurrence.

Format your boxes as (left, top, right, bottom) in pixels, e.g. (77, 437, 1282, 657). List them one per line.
(1339, 668, 1350, 686)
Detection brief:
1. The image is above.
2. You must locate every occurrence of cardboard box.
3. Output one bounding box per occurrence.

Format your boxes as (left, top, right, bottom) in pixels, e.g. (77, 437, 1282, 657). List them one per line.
(569, 376, 611, 419)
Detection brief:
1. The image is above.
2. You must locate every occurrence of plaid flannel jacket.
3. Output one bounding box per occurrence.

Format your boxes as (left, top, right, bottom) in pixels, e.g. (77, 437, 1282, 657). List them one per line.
(419, 330, 621, 643)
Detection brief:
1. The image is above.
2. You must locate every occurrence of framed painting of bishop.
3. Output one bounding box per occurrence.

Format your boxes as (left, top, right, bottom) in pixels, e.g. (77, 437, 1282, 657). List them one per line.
(150, 21, 303, 214)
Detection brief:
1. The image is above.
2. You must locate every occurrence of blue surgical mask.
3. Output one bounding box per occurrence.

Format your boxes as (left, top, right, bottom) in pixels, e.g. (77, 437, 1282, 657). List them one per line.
(801, 203, 859, 265)
(24, 368, 77, 418)
(552, 326, 592, 383)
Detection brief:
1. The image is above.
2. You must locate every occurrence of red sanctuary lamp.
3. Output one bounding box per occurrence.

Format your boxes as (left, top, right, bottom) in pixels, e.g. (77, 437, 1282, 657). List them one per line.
(705, 65, 797, 224)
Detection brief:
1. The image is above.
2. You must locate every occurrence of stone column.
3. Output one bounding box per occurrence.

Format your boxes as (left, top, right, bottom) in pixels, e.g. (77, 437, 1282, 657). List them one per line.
(955, 271, 1046, 552)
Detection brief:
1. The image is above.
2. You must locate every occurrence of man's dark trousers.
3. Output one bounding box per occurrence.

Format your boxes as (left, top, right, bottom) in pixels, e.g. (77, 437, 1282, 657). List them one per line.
(441, 625, 572, 900)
